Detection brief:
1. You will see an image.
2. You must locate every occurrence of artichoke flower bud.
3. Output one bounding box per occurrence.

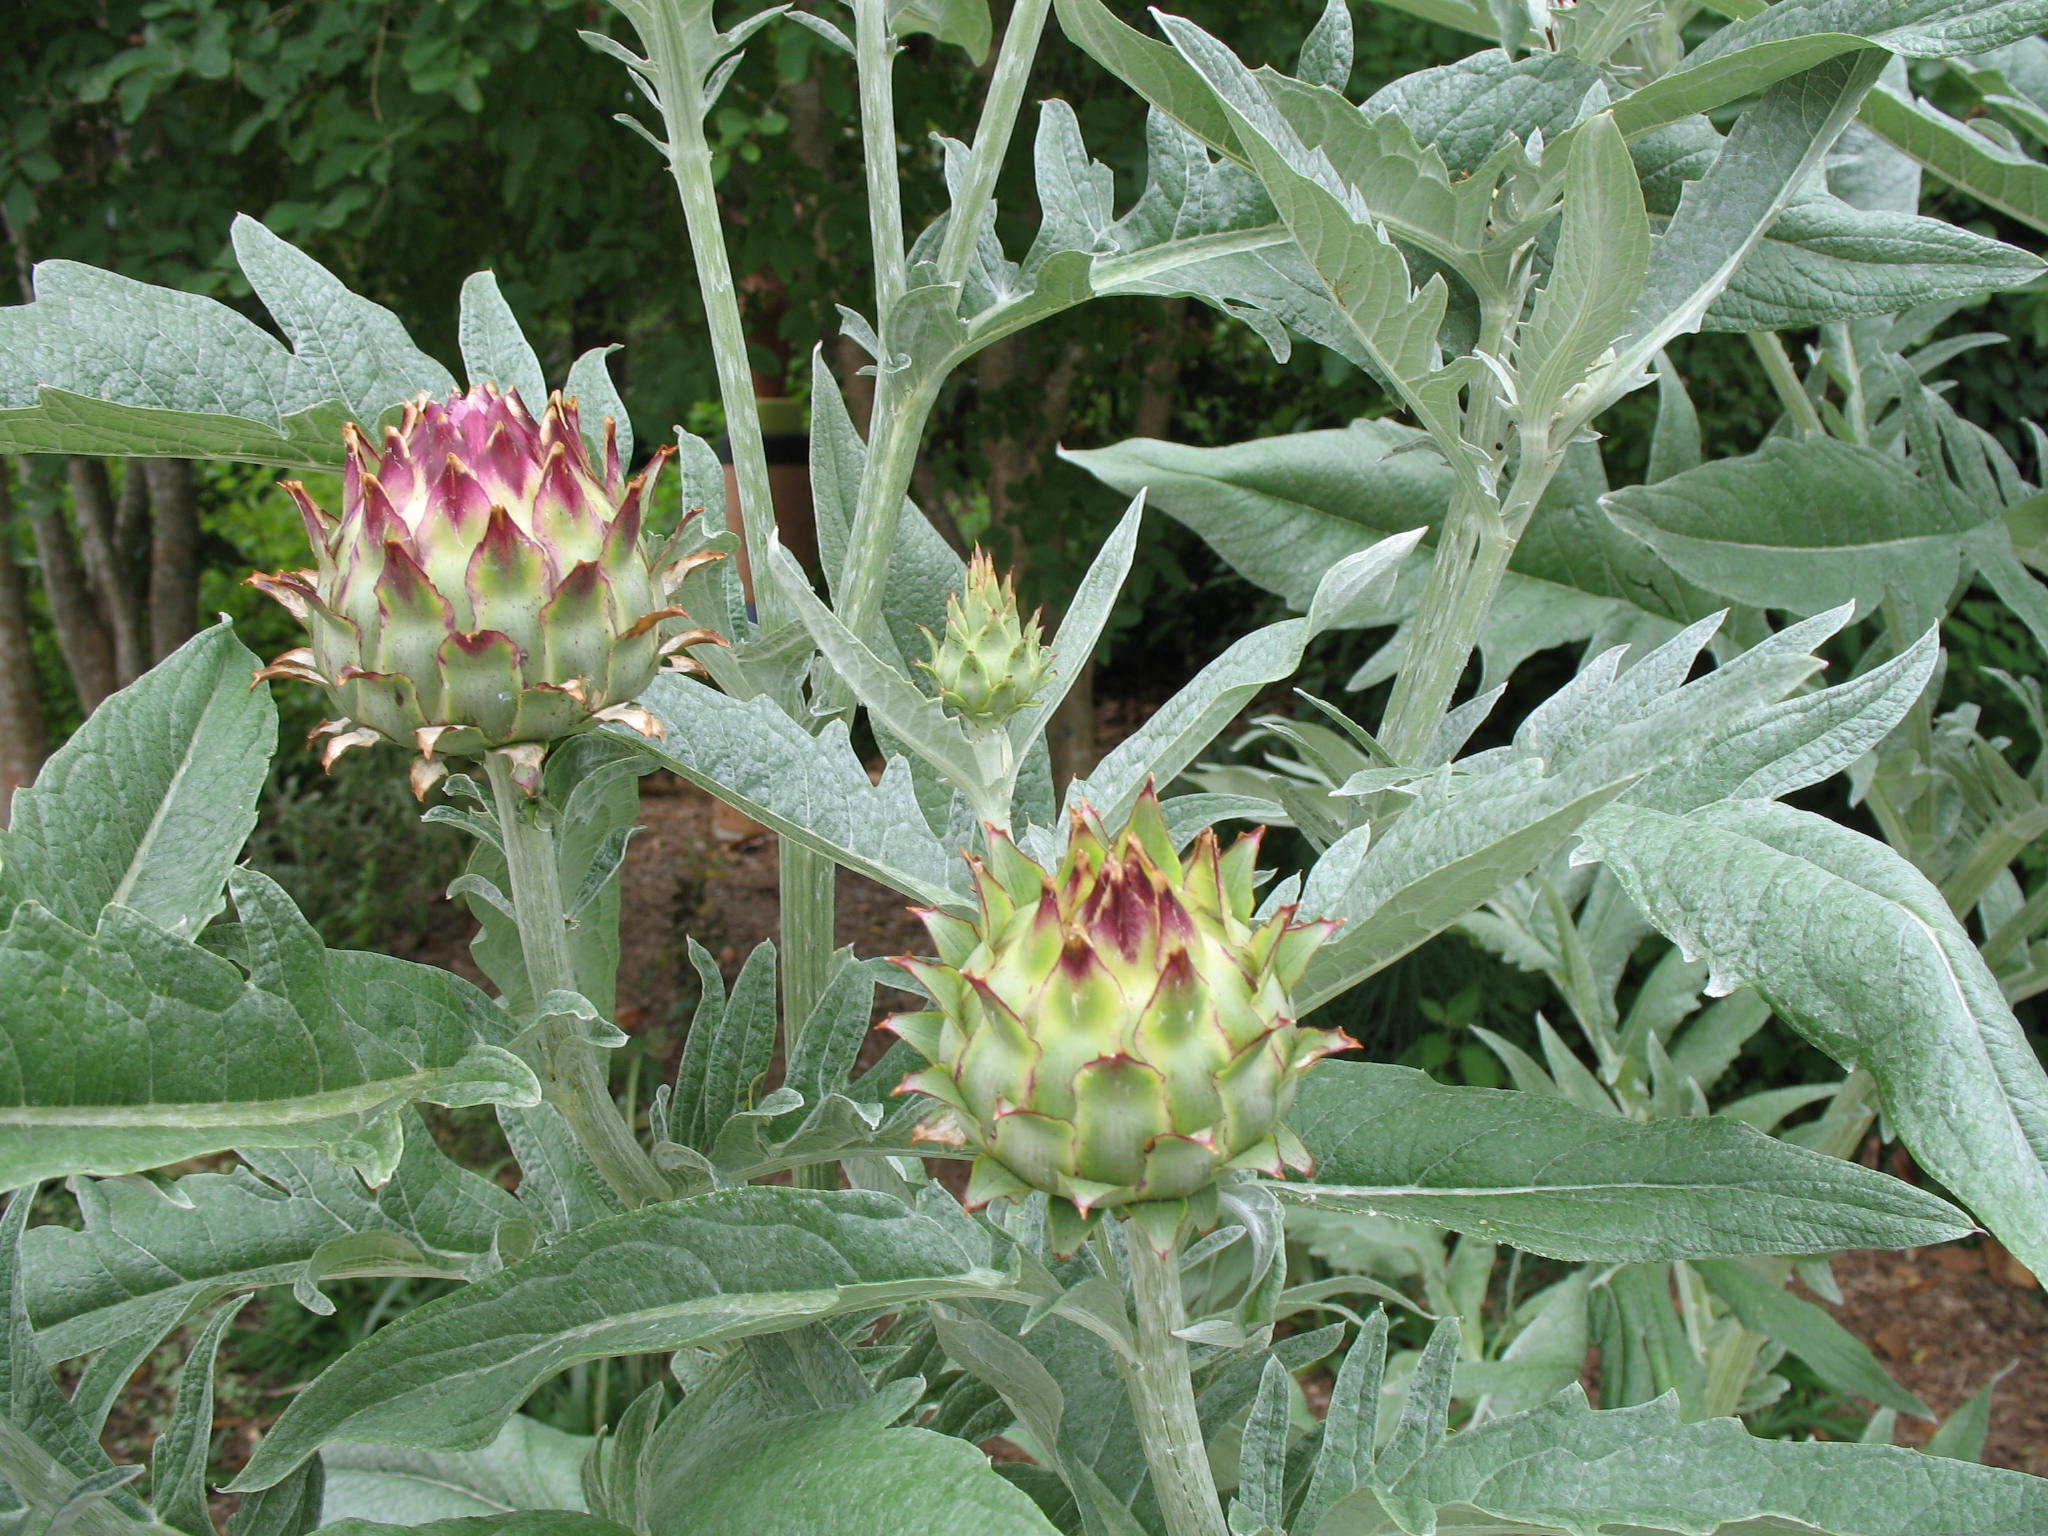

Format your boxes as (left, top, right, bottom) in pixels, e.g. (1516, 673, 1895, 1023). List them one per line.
(248, 384, 725, 798)
(882, 786, 1348, 1253)
(917, 550, 1052, 727)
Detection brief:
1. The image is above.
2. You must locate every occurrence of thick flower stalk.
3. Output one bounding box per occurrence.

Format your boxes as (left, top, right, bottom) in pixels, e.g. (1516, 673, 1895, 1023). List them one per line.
(884, 787, 1345, 1249)
(249, 384, 723, 797)
(918, 548, 1052, 727)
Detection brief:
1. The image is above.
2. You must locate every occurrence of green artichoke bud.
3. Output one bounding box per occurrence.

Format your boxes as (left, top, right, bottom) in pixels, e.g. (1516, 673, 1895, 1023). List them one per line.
(917, 550, 1052, 726)
(882, 787, 1346, 1250)
(249, 384, 723, 798)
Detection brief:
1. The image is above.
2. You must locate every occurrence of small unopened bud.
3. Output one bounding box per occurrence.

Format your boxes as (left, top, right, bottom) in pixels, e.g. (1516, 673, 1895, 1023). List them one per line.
(917, 550, 1053, 726)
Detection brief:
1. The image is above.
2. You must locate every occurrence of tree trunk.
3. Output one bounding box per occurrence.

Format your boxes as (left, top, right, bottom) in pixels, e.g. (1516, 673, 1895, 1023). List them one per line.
(143, 459, 200, 664)
(114, 461, 153, 668)
(0, 469, 49, 824)
(27, 461, 117, 712)
(68, 457, 150, 684)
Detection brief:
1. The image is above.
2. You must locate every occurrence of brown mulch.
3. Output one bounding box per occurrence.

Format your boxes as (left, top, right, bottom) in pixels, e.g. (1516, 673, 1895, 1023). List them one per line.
(1814, 1245, 2048, 1475)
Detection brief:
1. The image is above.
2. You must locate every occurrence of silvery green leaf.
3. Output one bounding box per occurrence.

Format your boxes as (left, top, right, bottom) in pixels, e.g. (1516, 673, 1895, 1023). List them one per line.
(1296, 0, 1352, 89)
(0, 260, 346, 469)
(1518, 113, 1649, 433)
(1601, 436, 2000, 626)
(564, 345, 632, 467)
(0, 870, 537, 1191)
(0, 1192, 134, 1518)
(929, 1307, 1150, 1536)
(228, 1460, 323, 1536)
(0, 623, 273, 940)
(1296, 1309, 1389, 1535)
(1610, 0, 2048, 144)
(666, 940, 778, 1154)
(1066, 425, 1713, 653)
(1690, 1258, 1928, 1418)
(1296, 760, 1643, 1010)
(633, 676, 968, 910)
(1320, 1386, 2048, 1536)
(497, 1104, 623, 1238)
(1306, 529, 1427, 639)
(456, 272, 547, 412)
(229, 1189, 1018, 1489)
(151, 1296, 250, 1536)
(649, 1403, 1060, 1536)
(1007, 494, 1144, 753)
(1286, 1061, 1971, 1261)
(1459, 1269, 1590, 1421)
(1051, 0, 1242, 159)
(1367, 49, 1606, 174)
(319, 1417, 590, 1525)
(1627, 625, 1938, 813)
(1579, 800, 2048, 1280)
(231, 216, 454, 428)
(1154, 13, 1457, 436)
(767, 542, 990, 798)
(1925, 1369, 2006, 1464)
(1629, 116, 2039, 332)
(889, 0, 992, 62)
(807, 356, 963, 674)
(312, 1517, 627, 1536)
(1592, 54, 1888, 427)
(1646, 354, 1702, 483)
(1865, 82, 2048, 236)
(25, 1131, 523, 1362)
(1071, 618, 1311, 834)
(1229, 1356, 1294, 1535)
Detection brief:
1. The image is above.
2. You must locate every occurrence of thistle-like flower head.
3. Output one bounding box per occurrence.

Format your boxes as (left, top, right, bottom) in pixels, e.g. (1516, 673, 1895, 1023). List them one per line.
(917, 549, 1052, 727)
(248, 384, 723, 796)
(882, 786, 1345, 1249)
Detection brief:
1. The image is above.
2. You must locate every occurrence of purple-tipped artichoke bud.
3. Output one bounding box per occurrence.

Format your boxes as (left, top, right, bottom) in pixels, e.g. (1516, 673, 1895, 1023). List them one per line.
(882, 785, 1347, 1251)
(248, 384, 726, 796)
(916, 549, 1052, 726)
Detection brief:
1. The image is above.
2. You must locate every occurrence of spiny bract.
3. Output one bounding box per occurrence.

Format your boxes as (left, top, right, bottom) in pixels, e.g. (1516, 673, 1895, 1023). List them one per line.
(917, 549, 1052, 726)
(883, 787, 1345, 1249)
(248, 383, 723, 797)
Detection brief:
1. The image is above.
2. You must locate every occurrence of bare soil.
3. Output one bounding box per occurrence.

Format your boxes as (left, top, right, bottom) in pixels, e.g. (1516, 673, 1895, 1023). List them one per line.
(1817, 1246, 2048, 1474)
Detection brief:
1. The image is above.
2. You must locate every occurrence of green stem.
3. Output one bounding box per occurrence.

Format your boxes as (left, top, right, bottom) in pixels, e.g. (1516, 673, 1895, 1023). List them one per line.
(936, 0, 1054, 287)
(1826, 322, 1869, 445)
(1379, 447, 1561, 763)
(486, 753, 670, 1210)
(1748, 332, 1825, 440)
(643, 3, 782, 628)
(1120, 1231, 1228, 1536)
(779, 838, 841, 1192)
(824, 373, 944, 703)
(855, 0, 907, 318)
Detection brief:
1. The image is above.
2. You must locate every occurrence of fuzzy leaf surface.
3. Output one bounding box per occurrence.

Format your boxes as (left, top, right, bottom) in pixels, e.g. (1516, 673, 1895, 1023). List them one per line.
(1318, 1387, 2048, 1535)
(24, 1131, 524, 1361)
(1579, 800, 2048, 1281)
(1284, 1062, 1971, 1261)
(0, 871, 535, 1191)
(230, 1189, 1017, 1488)
(0, 623, 274, 939)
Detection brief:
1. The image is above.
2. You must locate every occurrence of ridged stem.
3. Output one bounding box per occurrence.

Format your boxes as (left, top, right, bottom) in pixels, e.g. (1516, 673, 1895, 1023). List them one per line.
(643, 2, 782, 630)
(486, 752, 670, 1210)
(1120, 1231, 1228, 1536)
(935, 0, 1054, 286)
(855, 0, 907, 318)
(779, 837, 841, 1192)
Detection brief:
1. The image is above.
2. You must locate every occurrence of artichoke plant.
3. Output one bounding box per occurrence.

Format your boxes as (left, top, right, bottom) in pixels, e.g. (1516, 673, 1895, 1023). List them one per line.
(884, 787, 1345, 1249)
(918, 548, 1053, 727)
(249, 383, 722, 797)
